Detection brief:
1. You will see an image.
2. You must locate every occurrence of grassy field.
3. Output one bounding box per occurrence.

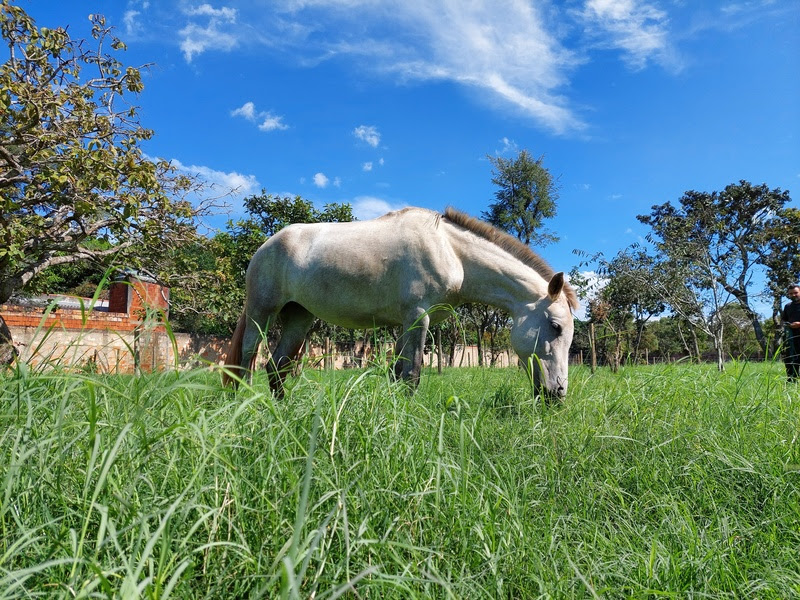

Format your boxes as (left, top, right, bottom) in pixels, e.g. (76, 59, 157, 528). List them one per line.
(1, 359, 799, 598)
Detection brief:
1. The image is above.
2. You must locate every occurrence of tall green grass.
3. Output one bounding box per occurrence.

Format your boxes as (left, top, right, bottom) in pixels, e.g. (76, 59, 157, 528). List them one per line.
(1, 360, 799, 598)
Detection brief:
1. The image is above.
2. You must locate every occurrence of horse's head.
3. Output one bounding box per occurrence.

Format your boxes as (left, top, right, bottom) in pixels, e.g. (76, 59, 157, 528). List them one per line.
(510, 272, 575, 400)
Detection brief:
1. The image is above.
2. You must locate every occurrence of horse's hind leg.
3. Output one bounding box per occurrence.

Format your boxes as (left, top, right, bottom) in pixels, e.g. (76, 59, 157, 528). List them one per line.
(240, 306, 277, 381)
(268, 303, 315, 397)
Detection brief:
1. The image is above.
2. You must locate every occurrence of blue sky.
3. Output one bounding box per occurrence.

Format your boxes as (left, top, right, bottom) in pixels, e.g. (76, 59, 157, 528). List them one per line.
(24, 0, 800, 287)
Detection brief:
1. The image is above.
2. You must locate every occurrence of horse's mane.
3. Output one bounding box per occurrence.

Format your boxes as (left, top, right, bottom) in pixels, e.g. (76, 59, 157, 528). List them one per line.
(442, 207, 579, 310)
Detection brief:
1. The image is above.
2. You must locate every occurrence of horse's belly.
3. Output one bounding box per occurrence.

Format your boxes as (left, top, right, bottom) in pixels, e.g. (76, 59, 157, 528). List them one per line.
(294, 290, 404, 329)
(290, 268, 451, 329)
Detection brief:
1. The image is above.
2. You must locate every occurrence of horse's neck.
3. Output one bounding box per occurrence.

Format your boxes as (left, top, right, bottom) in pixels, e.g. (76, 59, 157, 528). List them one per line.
(448, 229, 547, 314)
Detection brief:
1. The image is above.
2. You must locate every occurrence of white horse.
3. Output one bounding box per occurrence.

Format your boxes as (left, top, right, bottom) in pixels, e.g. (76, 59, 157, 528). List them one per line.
(223, 207, 578, 398)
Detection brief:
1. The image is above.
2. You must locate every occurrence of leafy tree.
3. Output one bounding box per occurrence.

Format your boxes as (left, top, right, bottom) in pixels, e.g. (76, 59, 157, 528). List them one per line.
(482, 150, 559, 247)
(646, 315, 709, 362)
(0, 3, 202, 357)
(637, 181, 792, 358)
(21, 237, 111, 296)
(652, 252, 730, 370)
(718, 303, 761, 359)
(573, 247, 665, 369)
(761, 207, 800, 353)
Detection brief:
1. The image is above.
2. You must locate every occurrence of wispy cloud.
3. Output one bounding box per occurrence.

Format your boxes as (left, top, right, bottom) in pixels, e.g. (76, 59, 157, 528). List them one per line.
(354, 125, 381, 147)
(155, 0, 691, 132)
(169, 158, 259, 198)
(362, 158, 384, 172)
(496, 137, 518, 155)
(179, 3, 238, 62)
(260, 1, 586, 134)
(231, 101, 288, 131)
(575, 0, 675, 70)
(123, 10, 141, 37)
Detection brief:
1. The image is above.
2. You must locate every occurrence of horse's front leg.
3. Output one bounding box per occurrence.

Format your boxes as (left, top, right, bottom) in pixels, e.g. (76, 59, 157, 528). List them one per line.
(395, 310, 430, 388)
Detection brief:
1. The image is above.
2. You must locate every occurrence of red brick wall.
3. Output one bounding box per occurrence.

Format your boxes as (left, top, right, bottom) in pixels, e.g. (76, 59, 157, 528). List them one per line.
(0, 275, 174, 373)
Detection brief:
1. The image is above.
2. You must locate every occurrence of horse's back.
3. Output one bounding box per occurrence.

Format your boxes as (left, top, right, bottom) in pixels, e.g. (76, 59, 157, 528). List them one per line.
(245, 208, 462, 327)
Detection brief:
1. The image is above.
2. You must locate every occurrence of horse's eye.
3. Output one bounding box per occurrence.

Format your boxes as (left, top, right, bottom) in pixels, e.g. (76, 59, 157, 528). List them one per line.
(551, 321, 562, 334)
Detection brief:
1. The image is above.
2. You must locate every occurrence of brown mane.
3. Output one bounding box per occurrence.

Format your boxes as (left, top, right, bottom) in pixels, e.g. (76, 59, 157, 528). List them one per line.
(442, 207, 579, 310)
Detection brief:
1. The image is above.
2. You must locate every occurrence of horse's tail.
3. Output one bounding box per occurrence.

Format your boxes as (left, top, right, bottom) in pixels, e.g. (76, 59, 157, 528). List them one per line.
(222, 311, 251, 387)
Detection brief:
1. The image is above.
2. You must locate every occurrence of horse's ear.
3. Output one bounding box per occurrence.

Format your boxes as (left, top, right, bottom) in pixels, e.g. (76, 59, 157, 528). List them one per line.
(548, 272, 565, 300)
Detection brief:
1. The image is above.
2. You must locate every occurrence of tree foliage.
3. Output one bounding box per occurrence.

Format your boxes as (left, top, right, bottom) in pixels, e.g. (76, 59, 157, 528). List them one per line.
(637, 180, 793, 361)
(0, 2, 202, 307)
(573, 248, 666, 371)
(482, 150, 559, 247)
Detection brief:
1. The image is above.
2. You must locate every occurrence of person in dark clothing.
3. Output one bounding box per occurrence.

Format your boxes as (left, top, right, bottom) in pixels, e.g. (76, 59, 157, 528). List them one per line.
(782, 284, 800, 382)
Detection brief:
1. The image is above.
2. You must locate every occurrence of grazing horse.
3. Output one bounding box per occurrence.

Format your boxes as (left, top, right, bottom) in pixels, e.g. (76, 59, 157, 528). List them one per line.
(223, 207, 578, 398)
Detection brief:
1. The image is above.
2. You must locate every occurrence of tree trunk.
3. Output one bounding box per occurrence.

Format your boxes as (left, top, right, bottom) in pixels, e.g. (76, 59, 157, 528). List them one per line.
(740, 304, 767, 356)
(324, 337, 332, 370)
(589, 322, 597, 374)
(436, 327, 442, 374)
(690, 327, 701, 363)
(676, 320, 691, 359)
(713, 320, 725, 371)
(476, 325, 484, 367)
(771, 296, 784, 359)
(714, 338, 725, 371)
(0, 315, 17, 366)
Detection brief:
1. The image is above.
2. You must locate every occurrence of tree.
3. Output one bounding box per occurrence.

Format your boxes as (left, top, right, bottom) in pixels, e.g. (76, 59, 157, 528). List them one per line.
(0, 3, 202, 358)
(646, 315, 710, 362)
(482, 150, 559, 247)
(718, 303, 761, 359)
(652, 250, 730, 370)
(573, 248, 666, 369)
(761, 207, 800, 354)
(637, 181, 792, 358)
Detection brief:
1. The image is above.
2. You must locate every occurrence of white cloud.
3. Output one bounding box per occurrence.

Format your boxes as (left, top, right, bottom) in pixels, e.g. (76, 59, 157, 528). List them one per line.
(231, 102, 256, 120)
(576, 0, 674, 70)
(164, 0, 688, 132)
(313, 172, 330, 188)
(273, 1, 585, 134)
(169, 158, 259, 198)
(231, 102, 288, 131)
(354, 125, 381, 147)
(179, 4, 239, 62)
(351, 196, 407, 220)
(257, 114, 288, 132)
(185, 4, 236, 20)
(363, 162, 373, 172)
(123, 10, 141, 37)
(496, 137, 518, 155)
